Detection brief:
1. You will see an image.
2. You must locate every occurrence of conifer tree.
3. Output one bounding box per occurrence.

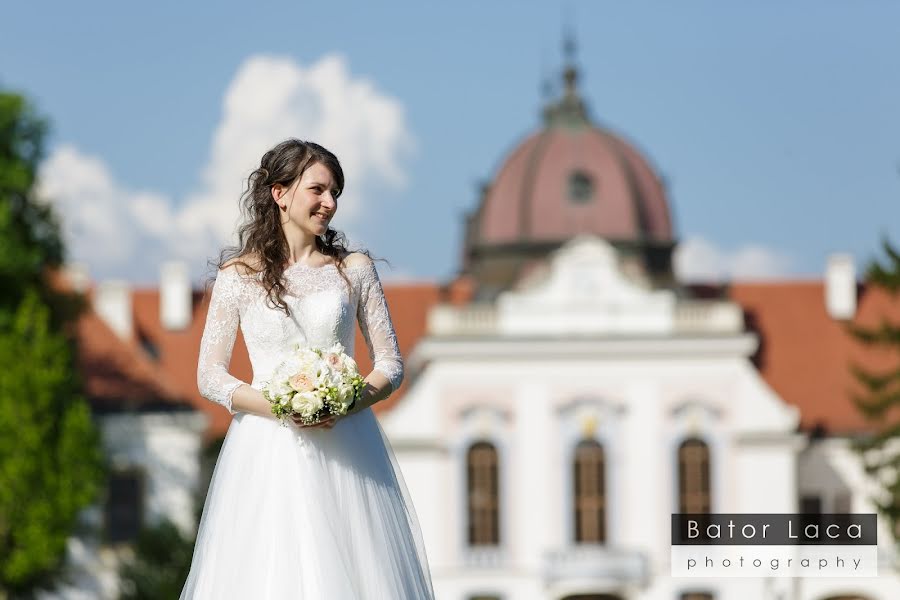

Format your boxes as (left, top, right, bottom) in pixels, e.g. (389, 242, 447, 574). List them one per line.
(846, 234, 900, 540)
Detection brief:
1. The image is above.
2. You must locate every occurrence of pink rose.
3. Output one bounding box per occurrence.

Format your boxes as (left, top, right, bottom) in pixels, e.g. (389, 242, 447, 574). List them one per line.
(324, 353, 342, 369)
(288, 373, 315, 392)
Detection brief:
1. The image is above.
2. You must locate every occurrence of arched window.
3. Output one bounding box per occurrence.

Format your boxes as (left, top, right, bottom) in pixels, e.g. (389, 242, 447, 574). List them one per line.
(573, 439, 605, 543)
(467, 441, 499, 545)
(678, 438, 711, 514)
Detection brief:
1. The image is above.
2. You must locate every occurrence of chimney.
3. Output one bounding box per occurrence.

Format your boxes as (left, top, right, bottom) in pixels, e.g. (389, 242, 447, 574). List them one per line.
(160, 260, 191, 330)
(94, 280, 133, 340)
(825, 254, 857, 320)
(62, 261, 90, 293)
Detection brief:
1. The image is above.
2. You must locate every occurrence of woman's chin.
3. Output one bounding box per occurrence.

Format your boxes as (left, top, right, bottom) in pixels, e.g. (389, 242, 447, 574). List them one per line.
(299, 223, 328, 237)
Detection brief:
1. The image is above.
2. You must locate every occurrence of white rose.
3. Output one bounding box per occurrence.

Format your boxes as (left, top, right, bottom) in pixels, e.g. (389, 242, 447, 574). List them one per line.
(325, 365, 344, 387)
(291, 391, 324, 418)
(298, 347, 320, 364)
(278, 354, 304, 377)
(297, 356, 319, 377)
(267, 379, 293, 404)
(335, 383, 354, 410)
(342, 355, 359, 375)
(275, 378, 292, 395)
(290, 359, 320, 384)
(342, 380, 353, 398)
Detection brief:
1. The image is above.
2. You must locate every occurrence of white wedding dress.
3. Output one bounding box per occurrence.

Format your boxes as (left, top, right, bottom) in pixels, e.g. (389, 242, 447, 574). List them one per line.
(179, 260, 435, 599)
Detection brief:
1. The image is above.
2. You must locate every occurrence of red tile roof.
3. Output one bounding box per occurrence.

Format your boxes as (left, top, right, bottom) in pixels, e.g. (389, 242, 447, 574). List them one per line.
(129, 287, 247, 441)
(76, 296, 192, 415)
(728, 280, 900, 435)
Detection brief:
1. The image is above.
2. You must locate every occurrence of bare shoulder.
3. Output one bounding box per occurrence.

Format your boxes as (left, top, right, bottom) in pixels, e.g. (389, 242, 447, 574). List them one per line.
(342, 252, 375, 268)
(221, 253, 262, 276)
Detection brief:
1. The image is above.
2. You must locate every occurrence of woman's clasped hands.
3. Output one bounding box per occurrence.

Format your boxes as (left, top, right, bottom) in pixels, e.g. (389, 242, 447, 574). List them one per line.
(291, 413, 339, 429)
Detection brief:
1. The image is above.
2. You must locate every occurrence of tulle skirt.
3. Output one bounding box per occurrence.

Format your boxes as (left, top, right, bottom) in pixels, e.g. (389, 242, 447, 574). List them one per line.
(179, 407, 435, 599)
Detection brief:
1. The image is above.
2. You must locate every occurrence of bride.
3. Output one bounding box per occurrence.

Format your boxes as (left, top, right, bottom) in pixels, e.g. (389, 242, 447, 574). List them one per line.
(179, 139, 435, 599)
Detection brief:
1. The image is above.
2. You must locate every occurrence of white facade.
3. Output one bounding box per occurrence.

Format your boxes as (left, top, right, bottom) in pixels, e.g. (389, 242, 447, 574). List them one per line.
(41, 411, 208, 600)
(381, 236, 900, 600)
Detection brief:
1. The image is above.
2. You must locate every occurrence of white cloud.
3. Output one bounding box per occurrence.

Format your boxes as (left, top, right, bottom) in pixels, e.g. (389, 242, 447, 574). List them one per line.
(36, 145, 138, 268)
(674, 235, 794, 283)
(35, 53, 414, 283)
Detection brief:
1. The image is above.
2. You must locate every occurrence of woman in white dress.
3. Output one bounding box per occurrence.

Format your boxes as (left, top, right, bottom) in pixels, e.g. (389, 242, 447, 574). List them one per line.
(180, 139, 435, 599)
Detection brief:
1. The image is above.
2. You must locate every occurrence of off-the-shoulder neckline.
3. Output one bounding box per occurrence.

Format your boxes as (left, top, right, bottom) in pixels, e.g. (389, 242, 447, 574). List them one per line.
(283, 261, 374, 273)
(222, 261, 374, 274)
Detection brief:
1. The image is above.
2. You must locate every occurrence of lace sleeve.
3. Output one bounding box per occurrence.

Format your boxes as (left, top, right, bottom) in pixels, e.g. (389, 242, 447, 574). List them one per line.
(197, 267, 248, 414)
(356, 261, 404, 393)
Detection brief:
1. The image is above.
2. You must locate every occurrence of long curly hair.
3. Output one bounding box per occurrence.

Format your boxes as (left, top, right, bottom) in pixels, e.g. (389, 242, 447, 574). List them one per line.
(210, 139, 377, 316)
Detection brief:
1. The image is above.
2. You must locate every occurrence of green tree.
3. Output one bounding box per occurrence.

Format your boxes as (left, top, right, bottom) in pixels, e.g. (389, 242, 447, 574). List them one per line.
(0, 93, 64, 314)
(117, 519, 195, 600)
(846, 234, 900, 540)
(0, 90, 104, 597)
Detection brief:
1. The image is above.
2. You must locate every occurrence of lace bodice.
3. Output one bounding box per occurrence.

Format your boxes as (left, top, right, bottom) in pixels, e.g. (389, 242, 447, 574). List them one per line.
(196, 259, 403, 414)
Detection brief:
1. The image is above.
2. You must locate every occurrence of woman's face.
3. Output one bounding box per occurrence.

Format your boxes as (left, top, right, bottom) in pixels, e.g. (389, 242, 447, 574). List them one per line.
(273, 161, 340, 238)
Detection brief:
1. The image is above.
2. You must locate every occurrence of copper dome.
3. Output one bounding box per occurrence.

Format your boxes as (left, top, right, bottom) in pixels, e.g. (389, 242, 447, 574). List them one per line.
(477, 66, 673, 245)
(461, 63, 679, 296)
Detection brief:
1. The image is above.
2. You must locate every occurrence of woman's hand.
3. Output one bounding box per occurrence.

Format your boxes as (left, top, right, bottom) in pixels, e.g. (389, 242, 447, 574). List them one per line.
(291, 413, 338, 429)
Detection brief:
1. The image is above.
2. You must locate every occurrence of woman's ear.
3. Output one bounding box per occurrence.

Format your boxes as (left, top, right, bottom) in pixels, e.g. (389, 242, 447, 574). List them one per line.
(271, 184, 285, 208)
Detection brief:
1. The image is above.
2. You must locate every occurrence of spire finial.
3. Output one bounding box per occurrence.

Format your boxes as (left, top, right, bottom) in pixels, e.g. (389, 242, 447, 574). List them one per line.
(563, 26, 576, 67)
(541, 12, 590, 128)
(562, 16, 579, 94)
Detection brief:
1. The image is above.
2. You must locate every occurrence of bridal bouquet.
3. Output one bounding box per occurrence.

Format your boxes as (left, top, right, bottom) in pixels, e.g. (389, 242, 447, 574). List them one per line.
(262, 342, 366, 426)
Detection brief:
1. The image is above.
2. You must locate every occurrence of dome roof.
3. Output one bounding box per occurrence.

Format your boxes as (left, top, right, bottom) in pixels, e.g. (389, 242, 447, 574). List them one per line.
(476, 67, 674, 247)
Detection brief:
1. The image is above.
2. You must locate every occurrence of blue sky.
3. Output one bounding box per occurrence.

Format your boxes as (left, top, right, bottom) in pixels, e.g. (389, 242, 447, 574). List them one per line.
(2, 1, 898, 285)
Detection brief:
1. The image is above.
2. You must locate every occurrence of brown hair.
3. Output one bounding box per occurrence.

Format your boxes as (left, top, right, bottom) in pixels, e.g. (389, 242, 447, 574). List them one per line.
(209, 138, 377, 316)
